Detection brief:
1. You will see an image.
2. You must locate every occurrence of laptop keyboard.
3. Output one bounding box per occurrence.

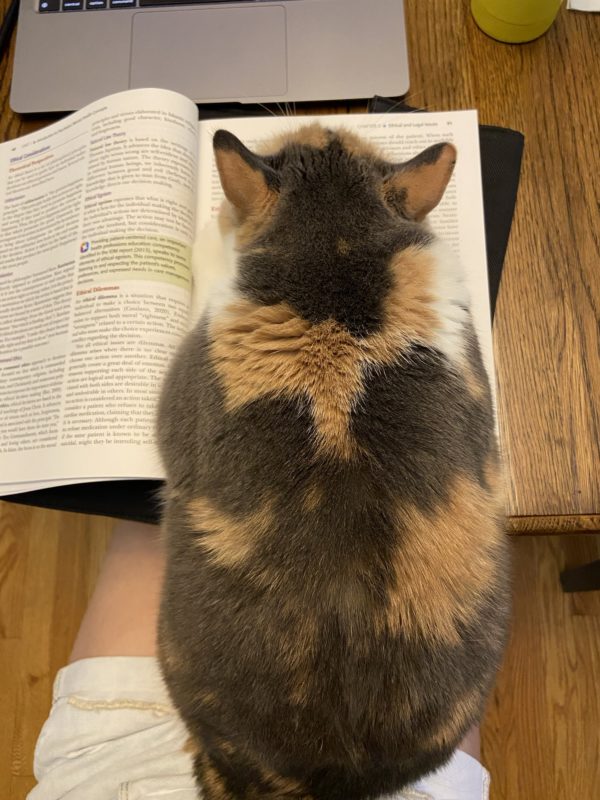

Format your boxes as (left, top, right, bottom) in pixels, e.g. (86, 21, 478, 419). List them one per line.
(38, 0, 262, 11)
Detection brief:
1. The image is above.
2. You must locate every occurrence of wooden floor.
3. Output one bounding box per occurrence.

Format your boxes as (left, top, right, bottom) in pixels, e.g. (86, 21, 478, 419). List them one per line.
(1, 500, 599, 800)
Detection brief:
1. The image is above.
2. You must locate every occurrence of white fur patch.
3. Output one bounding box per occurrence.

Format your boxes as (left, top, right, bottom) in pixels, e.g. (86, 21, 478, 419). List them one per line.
(189, 217, 239, 325)
(426, 238, 470, 368)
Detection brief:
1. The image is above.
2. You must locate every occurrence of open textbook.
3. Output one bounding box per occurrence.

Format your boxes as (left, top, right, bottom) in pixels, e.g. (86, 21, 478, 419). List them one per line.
(0, 88, 492, 494)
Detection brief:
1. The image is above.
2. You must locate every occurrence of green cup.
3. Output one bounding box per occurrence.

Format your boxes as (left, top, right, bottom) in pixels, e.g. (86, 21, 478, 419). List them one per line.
(471, 0, 562, 43)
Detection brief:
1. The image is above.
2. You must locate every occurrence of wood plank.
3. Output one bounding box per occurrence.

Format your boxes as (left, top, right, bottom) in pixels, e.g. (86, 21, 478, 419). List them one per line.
(482, 534, 600, 799)
(402, 1, 600, 520)
(10, 777, 36, 800)
(0, 503, 29, 639)
(0, 639, 20, 800)
(0, 501, 112, 799)
(11, 507, 61, 780)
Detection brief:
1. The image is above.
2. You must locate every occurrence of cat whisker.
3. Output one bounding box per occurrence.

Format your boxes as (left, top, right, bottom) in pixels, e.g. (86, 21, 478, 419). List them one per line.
(382, 98, 410, 114)
(403, 90, 431, 112)
(257, 103, 278, 118)
(379, 90, 430, 114)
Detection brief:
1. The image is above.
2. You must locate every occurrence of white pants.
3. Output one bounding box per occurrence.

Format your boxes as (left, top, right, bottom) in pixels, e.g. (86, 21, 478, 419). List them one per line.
(28, 657, 490, 800)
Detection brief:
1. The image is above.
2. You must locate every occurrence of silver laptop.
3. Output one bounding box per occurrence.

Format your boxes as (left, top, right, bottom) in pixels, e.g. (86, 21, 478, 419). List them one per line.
(10, 0, 409, 113)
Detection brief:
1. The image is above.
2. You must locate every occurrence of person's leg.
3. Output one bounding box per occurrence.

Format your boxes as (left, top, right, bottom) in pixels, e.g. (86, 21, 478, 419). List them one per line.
(29, 520, 196, 800)
(458, 724, 481, 760)
(69, 519, 165, 662)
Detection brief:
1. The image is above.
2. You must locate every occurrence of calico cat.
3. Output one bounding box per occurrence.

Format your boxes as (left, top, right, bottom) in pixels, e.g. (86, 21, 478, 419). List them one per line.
(157, 123, 510, 800)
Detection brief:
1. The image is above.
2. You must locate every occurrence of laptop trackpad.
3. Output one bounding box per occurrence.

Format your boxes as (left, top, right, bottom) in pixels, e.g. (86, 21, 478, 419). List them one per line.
(130, 6, 287, 100)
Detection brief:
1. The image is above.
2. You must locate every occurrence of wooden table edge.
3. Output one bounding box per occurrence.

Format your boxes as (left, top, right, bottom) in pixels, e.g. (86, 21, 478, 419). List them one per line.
(507, 514, 600, 536)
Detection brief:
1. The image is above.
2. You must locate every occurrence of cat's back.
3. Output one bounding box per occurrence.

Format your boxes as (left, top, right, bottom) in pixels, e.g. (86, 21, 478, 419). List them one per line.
(157, 125, 509, 800)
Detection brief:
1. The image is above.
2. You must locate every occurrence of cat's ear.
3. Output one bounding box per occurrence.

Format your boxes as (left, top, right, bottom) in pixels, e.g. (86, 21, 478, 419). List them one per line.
(213, 130, 279, 221)
(383, 143, 457, 222)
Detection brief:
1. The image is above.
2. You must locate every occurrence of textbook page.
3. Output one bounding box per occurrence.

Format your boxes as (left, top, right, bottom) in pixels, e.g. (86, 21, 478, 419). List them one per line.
(0, 88, 199, 493)
(194, 112, 494, 404)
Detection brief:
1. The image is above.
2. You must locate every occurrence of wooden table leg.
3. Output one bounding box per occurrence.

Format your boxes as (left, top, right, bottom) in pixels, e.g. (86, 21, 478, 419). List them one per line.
(560, 560, 600, 593)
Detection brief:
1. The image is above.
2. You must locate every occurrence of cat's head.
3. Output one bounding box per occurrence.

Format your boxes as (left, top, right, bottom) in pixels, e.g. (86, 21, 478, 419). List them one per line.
(213, 125, 456, 337)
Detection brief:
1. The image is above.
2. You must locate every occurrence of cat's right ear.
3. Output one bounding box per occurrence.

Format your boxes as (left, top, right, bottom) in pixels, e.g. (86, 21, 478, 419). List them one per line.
(213, 130, 279, 221)
(383, 142, 457, 222)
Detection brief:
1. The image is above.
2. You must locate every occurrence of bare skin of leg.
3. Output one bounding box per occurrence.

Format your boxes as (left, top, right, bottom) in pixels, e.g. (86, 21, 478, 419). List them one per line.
(68, 519, 480, 760)
(457, 725, 481, 761)
(69, 519, 165, 662)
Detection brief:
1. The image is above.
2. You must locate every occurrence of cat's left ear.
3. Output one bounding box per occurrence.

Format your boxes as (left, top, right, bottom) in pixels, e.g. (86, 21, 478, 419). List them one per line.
(213, 130, 279, 221)
(383, 143, 457, 222)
